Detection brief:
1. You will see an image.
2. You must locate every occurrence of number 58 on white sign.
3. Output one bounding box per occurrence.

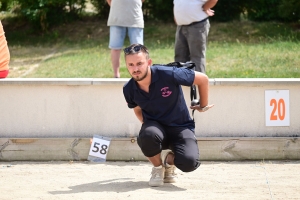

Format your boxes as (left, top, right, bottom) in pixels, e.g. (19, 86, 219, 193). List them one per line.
(88, 135, 111, 162)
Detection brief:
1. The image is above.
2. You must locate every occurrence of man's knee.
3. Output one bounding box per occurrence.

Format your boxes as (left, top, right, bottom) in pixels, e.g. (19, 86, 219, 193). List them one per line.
(137, 121, 164, 157)
(137, 132, 161, 157)
(138, 123, 162, 142)
(175, 155, 201, 172)
(137, 129, 156, 146)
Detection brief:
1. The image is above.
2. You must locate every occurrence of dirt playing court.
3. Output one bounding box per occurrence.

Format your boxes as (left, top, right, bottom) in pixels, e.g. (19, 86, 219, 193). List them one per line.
(1, 160, 299, 200)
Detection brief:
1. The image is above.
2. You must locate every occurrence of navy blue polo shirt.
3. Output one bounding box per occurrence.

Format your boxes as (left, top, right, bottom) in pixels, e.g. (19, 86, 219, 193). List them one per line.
(123, 65, 195, 130)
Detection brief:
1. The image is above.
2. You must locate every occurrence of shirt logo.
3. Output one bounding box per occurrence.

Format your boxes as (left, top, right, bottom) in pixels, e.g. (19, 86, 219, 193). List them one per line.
(161, 87, 172, 97)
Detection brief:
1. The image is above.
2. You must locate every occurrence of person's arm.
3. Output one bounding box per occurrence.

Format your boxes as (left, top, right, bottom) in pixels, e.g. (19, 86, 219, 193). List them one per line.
(202, 0, 218, 11)
(133, 106, 143, 123)
(0, 21, 10, 73)
(106, 0, 111, 6)
(173, 6, 177, 25)
(191, 72, 214, 112)
(202, 0, 218, 16)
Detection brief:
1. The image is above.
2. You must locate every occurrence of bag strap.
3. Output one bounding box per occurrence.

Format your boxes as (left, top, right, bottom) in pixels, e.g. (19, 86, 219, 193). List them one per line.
(190, 85, 197, 102)
(165, 61, 195, 70)
(154, 61, 195, 69)
(191, 85, 197, 121)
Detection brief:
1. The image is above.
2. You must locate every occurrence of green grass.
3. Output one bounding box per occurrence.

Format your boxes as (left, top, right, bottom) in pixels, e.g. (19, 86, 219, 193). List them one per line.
(206, 42, 300, 78)
(3, 18, 300, 78)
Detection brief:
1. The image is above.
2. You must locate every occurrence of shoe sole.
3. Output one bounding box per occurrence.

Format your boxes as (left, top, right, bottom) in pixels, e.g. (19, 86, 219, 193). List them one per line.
(149, 182, 164, 187)
(164, 178, 176, 183)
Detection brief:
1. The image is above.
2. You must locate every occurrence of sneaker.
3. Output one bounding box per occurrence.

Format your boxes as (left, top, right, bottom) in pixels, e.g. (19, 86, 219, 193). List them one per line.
(161, 150, 177, 183)
(164, 163, 177, 183)
(149, 165, 165, 187)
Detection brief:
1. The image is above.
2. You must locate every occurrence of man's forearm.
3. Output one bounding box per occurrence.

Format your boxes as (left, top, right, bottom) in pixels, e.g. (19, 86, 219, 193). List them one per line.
(106, 0, 111, 6)
(133, 106, 143, 123)
(198, 84, 209, 108)
(202, 0, 218, 11)
(193, 72, 209, 108)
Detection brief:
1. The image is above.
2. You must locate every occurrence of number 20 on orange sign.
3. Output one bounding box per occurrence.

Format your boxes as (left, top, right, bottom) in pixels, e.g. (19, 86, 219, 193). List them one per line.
(265, 90, 289, 126)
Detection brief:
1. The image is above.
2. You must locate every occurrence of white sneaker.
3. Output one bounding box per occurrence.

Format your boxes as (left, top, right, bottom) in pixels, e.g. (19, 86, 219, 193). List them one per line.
(149, 165, 165, 187)
(161, 150, 177, 183)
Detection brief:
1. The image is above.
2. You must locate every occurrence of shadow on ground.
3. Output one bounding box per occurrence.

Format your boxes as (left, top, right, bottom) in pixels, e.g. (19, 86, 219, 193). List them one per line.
(49, 178, 186, 194)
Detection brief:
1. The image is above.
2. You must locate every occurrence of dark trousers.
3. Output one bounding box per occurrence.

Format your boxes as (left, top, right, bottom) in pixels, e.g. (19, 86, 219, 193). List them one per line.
(137, 120, 201, 172)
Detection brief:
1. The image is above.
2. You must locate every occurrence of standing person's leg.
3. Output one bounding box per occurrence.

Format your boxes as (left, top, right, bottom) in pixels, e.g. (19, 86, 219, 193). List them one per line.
(137, 120, 169, 187)
(109, 26, 126, 78)
(111, 49, 121, 78)
(187, 20, 210, 73)
(174, 25, 190, 63)
(128, 27, 144, 45)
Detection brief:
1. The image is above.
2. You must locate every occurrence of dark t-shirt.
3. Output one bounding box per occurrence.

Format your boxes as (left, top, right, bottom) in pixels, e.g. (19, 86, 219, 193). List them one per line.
(123, 65, 195, 130)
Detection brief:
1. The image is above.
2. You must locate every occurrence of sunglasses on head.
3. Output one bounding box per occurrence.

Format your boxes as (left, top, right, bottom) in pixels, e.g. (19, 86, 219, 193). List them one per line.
(123, 44, 148, 55)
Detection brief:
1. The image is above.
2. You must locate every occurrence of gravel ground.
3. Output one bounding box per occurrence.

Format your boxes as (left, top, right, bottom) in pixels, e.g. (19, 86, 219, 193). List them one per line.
(1, 161, 299, 200)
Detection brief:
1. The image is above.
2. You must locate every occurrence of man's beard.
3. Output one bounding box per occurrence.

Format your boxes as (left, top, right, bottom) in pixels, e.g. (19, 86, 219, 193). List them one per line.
(132, 69, 148, 82)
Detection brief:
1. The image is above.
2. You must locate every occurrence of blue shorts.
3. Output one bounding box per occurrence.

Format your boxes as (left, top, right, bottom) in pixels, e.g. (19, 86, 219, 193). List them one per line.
(109, 26, 144, 49)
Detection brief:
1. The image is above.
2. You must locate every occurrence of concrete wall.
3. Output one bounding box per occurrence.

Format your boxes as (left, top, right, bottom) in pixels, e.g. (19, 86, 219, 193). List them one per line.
(0, 78, 299, 161)
(1, 78, 299, 138)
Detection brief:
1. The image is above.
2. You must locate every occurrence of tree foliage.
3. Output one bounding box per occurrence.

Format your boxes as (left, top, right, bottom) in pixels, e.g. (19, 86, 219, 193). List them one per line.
(90, 0, 109, 19)
(211, 0, 244, 22)
(1, 0, 298, 32)
(3, 0, 87, 31)
(278, 0, 300, 22)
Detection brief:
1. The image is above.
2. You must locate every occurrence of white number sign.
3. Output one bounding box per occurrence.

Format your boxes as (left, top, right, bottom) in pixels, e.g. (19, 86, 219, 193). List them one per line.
(88, 135, 111, 162)
(265, 90, 290, 126)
